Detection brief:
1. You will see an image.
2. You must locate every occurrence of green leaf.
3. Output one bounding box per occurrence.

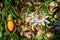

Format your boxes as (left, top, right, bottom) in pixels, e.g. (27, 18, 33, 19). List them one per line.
(15, 0, 19, 5)
(45, 0, 53, 3)
(12, 36, 17, 40)
(12, 27, 16, 34)
(2, 14, 10, 34)
(5, 5, 10, 16)
(39, 3, 48, 13)
(43, 22, 48, 30)
(42, 25, 46, 31)
(35, 36, 43, 40)
(4, 0, 11, 5)
(0, 24, 2, 38)
(44, 36, 50, 40)
(10, 6, 20, 17)
(0, 14, 2, 22)
(14, 33, 19, 40)
(10, 9, 17, 18)
(20, 0, 23, 3)
(34, 0, 39, 2)
(0, 38, 2, 40)
(12, 33, 19, 40)
(23, 6, 31, 13)
(19, 37, 27, 40)
(0, 12, 5, 15)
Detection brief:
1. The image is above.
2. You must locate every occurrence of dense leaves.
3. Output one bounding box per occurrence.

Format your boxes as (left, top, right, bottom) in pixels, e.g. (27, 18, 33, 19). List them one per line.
(0, 0, 59, 40)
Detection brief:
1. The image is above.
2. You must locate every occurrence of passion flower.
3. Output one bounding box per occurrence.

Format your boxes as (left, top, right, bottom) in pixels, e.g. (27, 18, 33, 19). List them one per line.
(33, 14, 46, 25)
(28, 12, 47, 25)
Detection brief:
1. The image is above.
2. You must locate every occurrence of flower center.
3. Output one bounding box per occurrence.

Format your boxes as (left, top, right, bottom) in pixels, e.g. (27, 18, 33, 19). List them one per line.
(36, 15, 43, 21)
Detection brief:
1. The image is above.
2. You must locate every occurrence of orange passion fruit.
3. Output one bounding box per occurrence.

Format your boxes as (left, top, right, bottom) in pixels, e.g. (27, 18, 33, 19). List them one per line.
(7, 20, 14, 31)
(7, 14, 14, 31)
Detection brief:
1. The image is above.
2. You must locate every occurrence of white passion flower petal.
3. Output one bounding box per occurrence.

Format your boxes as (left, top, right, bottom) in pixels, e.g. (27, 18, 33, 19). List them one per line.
(41, 22, 45, 26)
(28, 12, 34, 18)
(35, 14, 46, 22)
(28, 12, 37, 18)
(30, 18, 35, 22)
(33, 14, 46, 25)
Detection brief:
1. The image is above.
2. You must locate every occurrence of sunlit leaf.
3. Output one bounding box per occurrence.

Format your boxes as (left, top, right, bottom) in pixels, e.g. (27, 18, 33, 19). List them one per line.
(35, 36, 43, 40)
